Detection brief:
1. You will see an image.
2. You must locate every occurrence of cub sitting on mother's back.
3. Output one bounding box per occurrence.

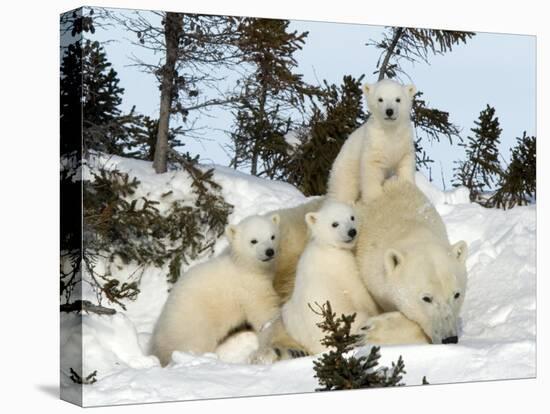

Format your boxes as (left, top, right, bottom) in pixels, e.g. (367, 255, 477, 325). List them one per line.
(327, 79, 417, 203)
(282, 201, 379, 355)
(151, 214, 283, 366)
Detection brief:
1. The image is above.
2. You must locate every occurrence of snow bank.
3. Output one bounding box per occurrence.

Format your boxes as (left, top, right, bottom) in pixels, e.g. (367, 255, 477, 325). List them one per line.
(63, 156, 535, 406)
(415, 172, 471, 209)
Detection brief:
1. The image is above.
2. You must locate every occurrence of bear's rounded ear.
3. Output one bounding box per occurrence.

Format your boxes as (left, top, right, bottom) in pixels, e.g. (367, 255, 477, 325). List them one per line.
(384, 248, 404, 275)
(405, 84, 417, 98)
(225, 224, 237, 242)
(363, 83, 373, 96)
(451, 241, 468, 264)
(270, 214, 280, 226)
(305, 212, 317, 227)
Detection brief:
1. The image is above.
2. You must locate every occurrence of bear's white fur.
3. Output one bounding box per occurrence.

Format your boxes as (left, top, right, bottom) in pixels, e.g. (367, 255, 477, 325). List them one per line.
(150, 214, 283, 366)
(327, 79, 417, 203)
(362, 311, 429, 344)
(282, 201, 379, 354)
(357, 179, 468, 344)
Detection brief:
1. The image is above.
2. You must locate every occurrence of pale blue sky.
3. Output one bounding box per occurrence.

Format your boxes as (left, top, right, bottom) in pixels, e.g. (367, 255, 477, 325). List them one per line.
(90, 9, 536, 189)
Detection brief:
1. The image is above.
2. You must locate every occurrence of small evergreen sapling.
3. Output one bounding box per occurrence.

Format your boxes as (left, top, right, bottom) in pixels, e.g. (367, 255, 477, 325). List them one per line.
(311, 301, 406, 391)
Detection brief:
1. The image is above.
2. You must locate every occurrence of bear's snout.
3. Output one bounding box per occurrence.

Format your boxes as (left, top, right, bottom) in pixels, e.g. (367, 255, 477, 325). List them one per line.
(385, 108, 394, 118)
(348, 228, 357, 238)
(442, 335, 458, 344)
(265, 248, 274, 258)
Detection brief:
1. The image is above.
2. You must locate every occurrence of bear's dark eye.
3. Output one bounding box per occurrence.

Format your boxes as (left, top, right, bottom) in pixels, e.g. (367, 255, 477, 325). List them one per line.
(422, 296, 432, 303)
(396, 98, 401, 103)
(332, 222, 339, 228)
(454, 292, 461, 300)
(378, 97, 383, 102)
(251, 239, 258, 245)
(351, 216, 355, 221)
(271, 235, 275, 240)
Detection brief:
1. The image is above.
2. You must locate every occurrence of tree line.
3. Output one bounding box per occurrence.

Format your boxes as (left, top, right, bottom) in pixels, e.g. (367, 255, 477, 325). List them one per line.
(65, 7, 535, 203)
(60, 7, 536, 313)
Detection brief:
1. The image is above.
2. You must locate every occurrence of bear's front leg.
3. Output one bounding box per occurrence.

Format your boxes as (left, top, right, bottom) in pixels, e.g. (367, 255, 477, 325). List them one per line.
(327, 156, 360, 204)
(326, 127, 364, 204)
(362, 311, 430, 345)
(360, 161, 385, 202)
(244, 295, 284, 364)
(248, 315, 280, 364)
(396, 151, 416, 184)
(346, 310, 374, 347)
(269, 316, 309, 359)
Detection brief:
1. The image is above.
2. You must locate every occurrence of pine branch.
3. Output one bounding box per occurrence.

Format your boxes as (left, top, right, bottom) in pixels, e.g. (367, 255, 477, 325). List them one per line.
(69, 368, 98, 385)
(60, 300, 116, 315)
(311, 301, 409, 391)
(376, 27, 405, 81)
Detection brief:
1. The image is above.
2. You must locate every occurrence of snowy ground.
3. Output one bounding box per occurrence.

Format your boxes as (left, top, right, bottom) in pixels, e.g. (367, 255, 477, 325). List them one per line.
(61, 155, 536, 406)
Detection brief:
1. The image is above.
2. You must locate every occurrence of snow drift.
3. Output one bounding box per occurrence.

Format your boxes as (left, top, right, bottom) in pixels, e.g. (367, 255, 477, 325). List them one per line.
(61, 155, 536, 406)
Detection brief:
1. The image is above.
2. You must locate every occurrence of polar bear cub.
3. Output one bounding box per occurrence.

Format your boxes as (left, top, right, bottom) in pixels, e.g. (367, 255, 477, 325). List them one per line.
(151, 214, 283, 366)
(327, 79, 417, 203)
(282, 201, 379, 354)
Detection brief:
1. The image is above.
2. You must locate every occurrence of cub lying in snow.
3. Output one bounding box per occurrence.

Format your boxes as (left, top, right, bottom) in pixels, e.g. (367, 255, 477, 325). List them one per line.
(150, 214, 304, 366)
(282, 201, 379, 354)
(327, 79, 417, 203)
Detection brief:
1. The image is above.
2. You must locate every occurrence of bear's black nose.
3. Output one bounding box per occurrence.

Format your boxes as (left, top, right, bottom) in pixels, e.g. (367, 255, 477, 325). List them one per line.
(442, 336, 458, 344)
(265, 248, 274, 257)
(386, 108, 394, 117)
(348, 228, 357, 238)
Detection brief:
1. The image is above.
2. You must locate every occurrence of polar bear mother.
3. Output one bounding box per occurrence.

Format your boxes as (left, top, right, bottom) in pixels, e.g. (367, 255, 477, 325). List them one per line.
(272, 179, 468, 346)
(357, 178, 468, 344)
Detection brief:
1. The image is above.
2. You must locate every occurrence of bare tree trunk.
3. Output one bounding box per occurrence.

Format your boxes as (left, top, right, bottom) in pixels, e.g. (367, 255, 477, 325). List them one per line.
(377, 27, 404, 81)
(153, 13, 183, 174)
(250, 82, 268, 176)
(250, 149, 258, 176)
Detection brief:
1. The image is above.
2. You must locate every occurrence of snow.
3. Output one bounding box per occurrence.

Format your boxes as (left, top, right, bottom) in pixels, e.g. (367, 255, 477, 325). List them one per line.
(284, 130, 302, 148)
(62, 155, 536, 406)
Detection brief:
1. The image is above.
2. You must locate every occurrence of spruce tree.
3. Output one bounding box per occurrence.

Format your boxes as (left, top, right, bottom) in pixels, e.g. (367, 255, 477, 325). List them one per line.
(488, 132, 536, 209)
(280, 75, 367, 195)
(311, 301, 407, 391)
(80, 40, 149, 156)
(82, 39, 123, 129)
(61, 33, 150, 158)
(60, 8, 93, 311)
(453, 105, 503, 203)
(60, 40, 84, 153)
(124, 116, 183, 162)
(230, 18, 319, 178)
